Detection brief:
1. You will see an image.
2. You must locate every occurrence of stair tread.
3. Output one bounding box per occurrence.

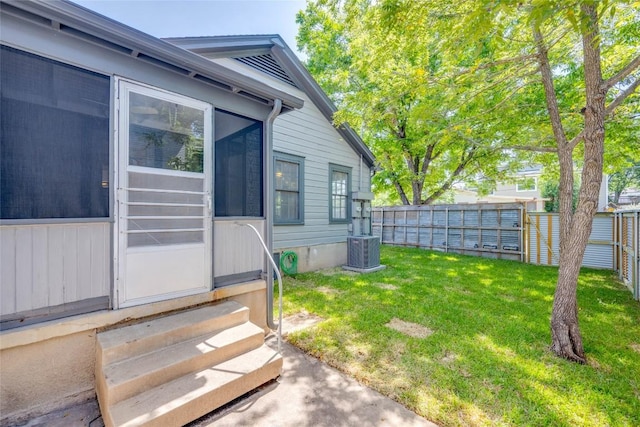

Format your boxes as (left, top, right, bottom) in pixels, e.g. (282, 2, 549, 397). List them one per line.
(98, 301, 247, 351)
(104, 321, 264, 386)
(110, 345, 282, 427)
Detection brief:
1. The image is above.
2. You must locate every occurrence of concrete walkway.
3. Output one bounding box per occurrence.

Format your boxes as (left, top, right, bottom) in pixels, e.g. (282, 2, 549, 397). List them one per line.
(188, 331, 437, 427)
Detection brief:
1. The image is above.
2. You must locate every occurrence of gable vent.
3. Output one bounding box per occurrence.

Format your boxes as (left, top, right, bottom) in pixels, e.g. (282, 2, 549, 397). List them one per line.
(235, 54, 298, 88)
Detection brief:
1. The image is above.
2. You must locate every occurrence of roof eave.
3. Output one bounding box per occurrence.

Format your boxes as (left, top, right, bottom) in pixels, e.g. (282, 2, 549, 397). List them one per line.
(167, 35, 376, 168)
(269, 42, 376, 167)
(1, 0, 304, 111)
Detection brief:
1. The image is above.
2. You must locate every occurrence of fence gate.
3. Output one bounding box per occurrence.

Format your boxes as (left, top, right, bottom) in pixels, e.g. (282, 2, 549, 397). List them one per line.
(526, 212, 615, 270)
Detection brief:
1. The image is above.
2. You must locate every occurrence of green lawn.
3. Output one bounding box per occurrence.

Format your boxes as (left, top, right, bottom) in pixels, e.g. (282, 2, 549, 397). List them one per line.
(279, 245, 640, 427)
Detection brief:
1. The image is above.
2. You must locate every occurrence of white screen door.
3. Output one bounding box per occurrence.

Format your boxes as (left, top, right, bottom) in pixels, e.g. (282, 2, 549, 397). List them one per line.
(116, 80, 212, 308)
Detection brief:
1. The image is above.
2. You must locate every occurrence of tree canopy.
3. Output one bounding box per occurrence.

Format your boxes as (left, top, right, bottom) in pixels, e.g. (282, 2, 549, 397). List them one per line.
(296, 0, 639, 204)
(297, 0, 521, 205)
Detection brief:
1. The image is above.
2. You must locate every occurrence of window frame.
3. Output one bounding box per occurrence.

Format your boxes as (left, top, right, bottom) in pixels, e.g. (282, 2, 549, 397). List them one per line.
(328, 163, 352, 224)
(273, 152, 305, 225)
(516, 177, 538, 192)
(213, 109, 264, 218)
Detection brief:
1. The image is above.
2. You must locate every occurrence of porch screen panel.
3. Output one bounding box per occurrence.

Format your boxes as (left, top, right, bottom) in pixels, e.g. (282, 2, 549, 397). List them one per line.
(0, 46, 110, 219)
(214, 110, 263, 217)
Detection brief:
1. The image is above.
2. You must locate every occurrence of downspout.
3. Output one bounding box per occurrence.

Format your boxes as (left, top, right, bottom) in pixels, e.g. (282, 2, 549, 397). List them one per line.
(265, 99, 282, 331)
(359, 154, 363, 191)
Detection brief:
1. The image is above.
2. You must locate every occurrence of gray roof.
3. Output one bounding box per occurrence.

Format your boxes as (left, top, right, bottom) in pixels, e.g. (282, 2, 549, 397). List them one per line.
(0, 0, 304, 112)
(164, 35, 376, 168)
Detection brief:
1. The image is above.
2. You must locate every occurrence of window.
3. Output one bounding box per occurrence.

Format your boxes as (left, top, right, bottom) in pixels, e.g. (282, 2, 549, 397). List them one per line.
(274, 152, 304, 224)
(128, 91, 205, 172)
(516, 177, 537, 192)
(1, 46, 110, 220)
(329, 164, 351, 223)
(214, 110, 263, 217)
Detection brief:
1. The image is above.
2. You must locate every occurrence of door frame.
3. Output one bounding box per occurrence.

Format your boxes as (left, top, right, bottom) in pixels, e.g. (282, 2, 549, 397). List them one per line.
(113, 77, 213, 309)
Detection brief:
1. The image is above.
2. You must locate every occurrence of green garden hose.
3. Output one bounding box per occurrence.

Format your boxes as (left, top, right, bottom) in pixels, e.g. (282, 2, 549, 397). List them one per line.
(280, 250, 298, 275)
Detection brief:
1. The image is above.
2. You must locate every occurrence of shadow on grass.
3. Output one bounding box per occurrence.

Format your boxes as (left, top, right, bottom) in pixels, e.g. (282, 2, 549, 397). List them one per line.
(283, 246, 640, 426)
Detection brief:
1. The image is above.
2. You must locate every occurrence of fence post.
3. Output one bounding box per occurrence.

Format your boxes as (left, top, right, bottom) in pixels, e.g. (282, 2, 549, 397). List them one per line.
(445, 207, 449, 253)
(613, 212, 617, 275)
(520, 205, 525, 263)
(632, 211, 640, 300)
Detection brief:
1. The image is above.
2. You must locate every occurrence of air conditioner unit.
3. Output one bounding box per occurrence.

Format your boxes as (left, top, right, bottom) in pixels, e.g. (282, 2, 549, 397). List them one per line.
(347, 236, 381, 269)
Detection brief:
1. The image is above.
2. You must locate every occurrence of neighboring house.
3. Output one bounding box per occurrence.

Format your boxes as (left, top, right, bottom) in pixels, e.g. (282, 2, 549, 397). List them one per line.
(454, 167, 546, 211)
(612, 188, 640, 207)
(165, 35, 376, 273)
(0, 1, 374, 425)
(454, 166, 609, 212)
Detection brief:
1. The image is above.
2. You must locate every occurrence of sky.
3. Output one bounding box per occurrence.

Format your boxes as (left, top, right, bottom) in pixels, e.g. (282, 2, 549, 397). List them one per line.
(72, 0, 307, 57)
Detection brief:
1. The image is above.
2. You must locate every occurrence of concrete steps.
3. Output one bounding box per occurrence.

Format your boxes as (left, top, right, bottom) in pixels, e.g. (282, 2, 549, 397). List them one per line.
(96, 301, 282, 427)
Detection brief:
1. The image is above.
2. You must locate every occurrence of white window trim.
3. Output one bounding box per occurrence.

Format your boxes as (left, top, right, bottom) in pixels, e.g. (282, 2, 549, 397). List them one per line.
(516, 177, 538, 192)
(274, 152, 304, 225)
(329, 163, 352, 223)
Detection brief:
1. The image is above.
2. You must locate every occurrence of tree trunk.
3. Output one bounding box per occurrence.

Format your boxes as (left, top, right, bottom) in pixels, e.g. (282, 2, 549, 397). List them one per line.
(550, 2, 605, 363)
(551, 228, 587, 363)
(412, 179, 423, 205)
(613, 190, 622, 204)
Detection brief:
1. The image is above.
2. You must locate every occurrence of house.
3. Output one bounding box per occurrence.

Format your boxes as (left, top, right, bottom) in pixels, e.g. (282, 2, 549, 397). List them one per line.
(164, 35, 376, 273)
(453, 166, 609, 212)
(453, 166, 547, 211)
(0, 1, 375, 425)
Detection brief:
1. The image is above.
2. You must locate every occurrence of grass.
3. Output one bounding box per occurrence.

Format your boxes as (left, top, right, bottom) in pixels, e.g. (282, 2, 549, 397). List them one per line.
(278, 245, 640, 427)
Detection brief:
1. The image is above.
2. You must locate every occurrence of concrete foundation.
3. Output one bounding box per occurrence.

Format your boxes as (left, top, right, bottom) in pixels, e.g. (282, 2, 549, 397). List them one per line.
(0, 331, 96, 425)
(0, 282, 267, 424)
(277, 242, 347, 273)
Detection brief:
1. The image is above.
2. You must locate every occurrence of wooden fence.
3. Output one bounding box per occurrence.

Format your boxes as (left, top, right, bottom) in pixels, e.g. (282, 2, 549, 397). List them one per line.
(526, 212, 614, 269)
(372, 204, 640, 301)
(372, 203, 526, 261)
(615, 210, 640, 300)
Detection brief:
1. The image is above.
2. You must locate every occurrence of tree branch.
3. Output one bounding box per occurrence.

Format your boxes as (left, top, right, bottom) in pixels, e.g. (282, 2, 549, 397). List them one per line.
(568, 131, 584, 150)
(458, 60, 534, 105)
(420, 142, 437, 176)
(602, 55, 640, 91)
(482, 72, 539, 115)
(456, 54, 538, 76)
(605, 77, 640, 115)
(382, 154, 410, 205)
(567, 76, 638, 151)
(532, 24, 569, 146)
(422, 146, 477, 204)
(510, 145, 558, 153)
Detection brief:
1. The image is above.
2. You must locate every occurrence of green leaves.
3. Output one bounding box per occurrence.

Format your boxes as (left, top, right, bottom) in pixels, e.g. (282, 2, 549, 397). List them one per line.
(298, 0, 639, 205)
(298, 0, 511, 204)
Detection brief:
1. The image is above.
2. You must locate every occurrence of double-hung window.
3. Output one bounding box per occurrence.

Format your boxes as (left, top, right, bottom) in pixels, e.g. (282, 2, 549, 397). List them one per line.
(329, 164, 351, 223)
(274, 152, 304, 224)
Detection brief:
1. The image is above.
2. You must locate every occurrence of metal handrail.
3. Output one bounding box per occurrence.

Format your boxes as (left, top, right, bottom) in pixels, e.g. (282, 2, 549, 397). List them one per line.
(235, 222, 283, 354)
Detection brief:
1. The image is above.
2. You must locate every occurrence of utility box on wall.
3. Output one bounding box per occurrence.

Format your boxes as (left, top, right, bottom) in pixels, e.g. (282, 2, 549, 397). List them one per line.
(351, 192, 374, 236)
